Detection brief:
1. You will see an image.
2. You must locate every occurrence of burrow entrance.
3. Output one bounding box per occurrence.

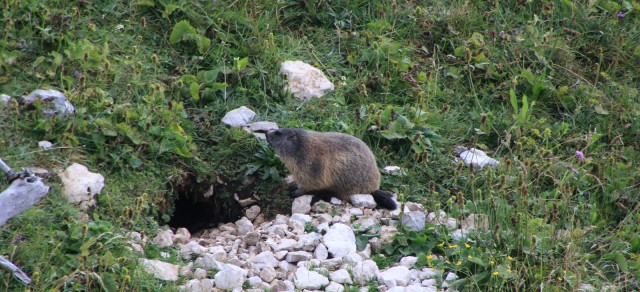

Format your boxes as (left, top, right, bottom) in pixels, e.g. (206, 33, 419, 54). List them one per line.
(166, 173, 244, 234)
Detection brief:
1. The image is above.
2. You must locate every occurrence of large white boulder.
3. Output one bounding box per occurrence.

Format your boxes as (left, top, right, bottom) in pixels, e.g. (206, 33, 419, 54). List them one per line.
(280, 60, 335, 100)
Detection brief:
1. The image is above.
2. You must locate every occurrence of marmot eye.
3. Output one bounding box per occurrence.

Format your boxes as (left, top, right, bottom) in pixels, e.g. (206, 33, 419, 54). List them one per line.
(274, 130, 282, 136)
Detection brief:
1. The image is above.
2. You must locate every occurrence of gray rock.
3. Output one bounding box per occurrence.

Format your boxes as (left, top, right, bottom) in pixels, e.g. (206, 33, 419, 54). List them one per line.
(298, 232, 322, 251)
(325, 282, 345, 292)
(221, 106, 257, 127)
(280, 60, 335, 100)
(193, 268, 207, 279)
(247, 276, 262, 287)
(152, 229, 175, 248)
(174, 228, 191, 244)
(38, 141, 53, 150)
(462, 213, 489, 231)
(401, 211, 426, 231)
(179, 279, 214, 292)
(194, 253, 224, 270)
(323, 223, 356, 258)
(236, 217, 254, 236)
(285, 251, 312, 263)
(293, 267, 329, 290)
(214, 264, 248, 290)
(207, 245, 227, 260)
(244, 232, 261, 246)
(0, 94, 11, 106)
(450, 229, 470, 241)
(445, 218, 458, 230)
(378, 266, 411, 287)
(290, 213, 312, 224)
(291, 195, 313, 214)
(422, 279, 437, 287)
(349, 194, 377, 209)
(330, 269, 352, 284)
(139, 258, 179, 281)
(23, 89, 75, 117)
(245, 205, 261, 220)
(59, 163, 104, 211)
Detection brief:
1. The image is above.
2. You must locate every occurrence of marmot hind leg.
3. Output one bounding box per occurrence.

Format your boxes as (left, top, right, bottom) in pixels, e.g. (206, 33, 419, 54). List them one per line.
(371, 190, 397, 210)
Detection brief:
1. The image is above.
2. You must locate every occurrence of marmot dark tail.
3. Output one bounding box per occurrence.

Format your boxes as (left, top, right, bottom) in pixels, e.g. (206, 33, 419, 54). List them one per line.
(371, 190, 397, 210)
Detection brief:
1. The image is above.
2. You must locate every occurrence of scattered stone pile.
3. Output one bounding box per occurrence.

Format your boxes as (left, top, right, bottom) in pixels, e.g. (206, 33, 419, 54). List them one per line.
(131, 194, 488, 291)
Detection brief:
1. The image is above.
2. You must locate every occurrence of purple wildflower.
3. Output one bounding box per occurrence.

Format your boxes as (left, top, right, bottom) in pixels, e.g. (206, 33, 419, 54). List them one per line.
(575, 150, 585, 161)
(617, 12, 625, 19)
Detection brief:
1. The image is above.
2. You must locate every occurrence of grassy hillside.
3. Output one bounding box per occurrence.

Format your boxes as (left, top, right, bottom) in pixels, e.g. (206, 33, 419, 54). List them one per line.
(1, 0, 639, 290)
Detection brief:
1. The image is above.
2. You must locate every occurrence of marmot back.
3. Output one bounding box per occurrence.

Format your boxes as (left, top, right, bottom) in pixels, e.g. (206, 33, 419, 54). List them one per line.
(266, 128, 396, 210)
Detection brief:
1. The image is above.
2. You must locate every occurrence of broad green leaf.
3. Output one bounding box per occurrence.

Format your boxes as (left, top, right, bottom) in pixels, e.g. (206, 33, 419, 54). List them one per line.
(163, 4, 180, 18)
(235, 57, 249, 71)
(169, 20, 197, 44)
(190, 82, 200, 100)
(195, 35, 211, 54)
(510, 88, 518, 113)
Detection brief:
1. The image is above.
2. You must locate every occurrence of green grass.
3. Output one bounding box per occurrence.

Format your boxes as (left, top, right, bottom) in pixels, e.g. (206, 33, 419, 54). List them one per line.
(1, 0, 640, 290)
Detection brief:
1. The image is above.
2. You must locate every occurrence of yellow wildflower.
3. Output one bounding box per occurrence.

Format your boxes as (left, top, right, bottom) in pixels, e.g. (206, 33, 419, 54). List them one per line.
(426, 254, 433, 261)
(448, 244, 458, 249)
(490, 260, 495, 265)
(465, 243, 471, 248)
(437, 242, 445, 247)
(492, 271, 499, 276)
(455, 261, 462, 265)
(507, 256, 513, 261)
(468, 255, 473, 259)
(507, 269, 512, 273)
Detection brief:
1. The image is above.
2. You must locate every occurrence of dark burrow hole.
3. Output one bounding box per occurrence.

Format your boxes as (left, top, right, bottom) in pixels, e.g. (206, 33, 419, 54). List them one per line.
(166, 173, 244, 234)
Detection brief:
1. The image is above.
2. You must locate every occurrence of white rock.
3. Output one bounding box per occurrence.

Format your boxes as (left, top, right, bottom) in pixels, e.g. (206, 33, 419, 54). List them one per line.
(245, 205, 261, 220)
(293, 266, 329, 290)
(214, 264, 248, 290)
(280, 60, 335, 100)
(323, 223, 356, 258)
(291, 195, 313, 214)
(285, 251, 313, 263)
(271, 280, 295, 292)
(174, 228, 191, 244)
(260, 265, 277, 282)
(450, 229, 470, 241)
(244, 232, 260, 246)
(352, 217, 378, 232)
(298, 232, 322, 251)
(445, 272, 459, 281)
(275, 238, 298, 251)
(380, 225, 398, 244)
(421, 268, 437, 279)
(22, 89, 75, 116)
(343, 252, 363, 266)
(221, 106, 257, 127)
(458, 147, 500, 168)
(152, 229, 175, 248)
(379, 266, 411, 287)
(290, 213, 312, 224)
(325, 282, 345, 292)
(0, 94, 11, 106)
(330, 269, 353, 284)
(401, 211, 426, 231)
(179, 278, 214, 292)
(208, 246, 227, 260)
(58, 163, 104, 211)
(462, 213, 489, 231)
(400, 256, 418, 268)
(193, 268, 207, 279)
(422, 279, 437, 287)
(445, 218, 458, 230)
(250, 251, 279, 269)
(383, 165, 401, 173)
(38, 141, 53, 150)
(236, 217, 254, 236)
(348, 208, 364, 216)
(247, 276, 262, 287)
(314, 243, 329, 261)
(579, 283, 596, 291)
(244, 121, 279, 139)
(194, 254, 224, 270)
(139, 258, 179, 281)
(330, 197, 343, 205)
(352, 259, 380, 284)
(180, 241, 205, 259)
(349, 194, 377, 209)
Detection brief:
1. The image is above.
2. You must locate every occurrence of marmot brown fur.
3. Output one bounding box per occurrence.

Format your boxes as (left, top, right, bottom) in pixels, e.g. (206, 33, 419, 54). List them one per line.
(266, 128, 397, 210)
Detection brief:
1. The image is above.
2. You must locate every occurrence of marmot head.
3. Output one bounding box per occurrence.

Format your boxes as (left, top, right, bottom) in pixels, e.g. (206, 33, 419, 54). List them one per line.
(266, 128, 304, 156)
